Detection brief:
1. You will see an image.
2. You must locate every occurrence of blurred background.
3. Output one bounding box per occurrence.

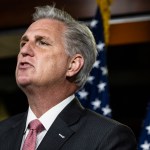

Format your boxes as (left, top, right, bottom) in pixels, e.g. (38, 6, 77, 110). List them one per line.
(0, 0, 150, 147)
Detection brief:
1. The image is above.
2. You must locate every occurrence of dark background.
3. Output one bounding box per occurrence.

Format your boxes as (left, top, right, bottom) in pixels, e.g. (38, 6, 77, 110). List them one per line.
(0, 0, 150, 141)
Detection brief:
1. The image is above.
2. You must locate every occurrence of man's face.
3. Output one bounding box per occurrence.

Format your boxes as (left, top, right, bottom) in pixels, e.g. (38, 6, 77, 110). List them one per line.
(16, 19, 70, 88)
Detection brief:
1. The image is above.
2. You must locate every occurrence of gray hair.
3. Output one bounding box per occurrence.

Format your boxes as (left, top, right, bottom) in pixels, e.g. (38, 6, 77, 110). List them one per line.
(33, 5, 97, 88)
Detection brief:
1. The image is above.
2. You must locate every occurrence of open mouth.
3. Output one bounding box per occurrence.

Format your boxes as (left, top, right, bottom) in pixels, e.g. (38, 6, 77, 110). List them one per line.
(19, 62, 33, 69)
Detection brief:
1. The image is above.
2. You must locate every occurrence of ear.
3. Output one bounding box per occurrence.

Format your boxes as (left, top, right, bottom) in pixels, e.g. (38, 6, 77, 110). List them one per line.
(66, 54, 84, 77)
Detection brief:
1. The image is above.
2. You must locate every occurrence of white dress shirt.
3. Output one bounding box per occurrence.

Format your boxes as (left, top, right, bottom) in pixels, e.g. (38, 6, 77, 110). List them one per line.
(20, 95, 75, 150)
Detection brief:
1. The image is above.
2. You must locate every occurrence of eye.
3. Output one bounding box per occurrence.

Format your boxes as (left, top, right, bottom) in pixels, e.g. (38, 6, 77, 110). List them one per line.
(39, 40, 49, 46)
(20, 41, 26, 48)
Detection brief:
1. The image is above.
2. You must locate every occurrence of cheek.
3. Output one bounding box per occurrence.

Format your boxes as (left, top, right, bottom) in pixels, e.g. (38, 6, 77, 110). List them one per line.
(47, 58, 68, 78)
(36, 56, 55, 77)
(37, 51, 69, 77)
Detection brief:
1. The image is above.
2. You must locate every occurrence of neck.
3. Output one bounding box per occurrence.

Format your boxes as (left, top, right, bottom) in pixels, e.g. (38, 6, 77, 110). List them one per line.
(21, 83, 77, 118)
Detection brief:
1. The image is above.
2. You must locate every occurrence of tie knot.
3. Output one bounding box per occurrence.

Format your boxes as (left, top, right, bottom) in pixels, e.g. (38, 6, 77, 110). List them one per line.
(28, 119, 45, 133)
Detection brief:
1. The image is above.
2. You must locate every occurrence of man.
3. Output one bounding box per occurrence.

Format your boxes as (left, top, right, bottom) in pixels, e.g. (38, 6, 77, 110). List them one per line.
(0, 5, 137, 150)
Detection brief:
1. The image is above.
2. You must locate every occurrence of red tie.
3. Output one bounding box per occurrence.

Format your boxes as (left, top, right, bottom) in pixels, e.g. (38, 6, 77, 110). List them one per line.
(22, 119, 45, 150)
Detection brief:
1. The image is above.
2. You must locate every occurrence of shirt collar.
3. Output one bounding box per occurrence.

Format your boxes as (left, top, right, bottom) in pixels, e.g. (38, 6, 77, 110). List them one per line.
(25, 94, 75, 131)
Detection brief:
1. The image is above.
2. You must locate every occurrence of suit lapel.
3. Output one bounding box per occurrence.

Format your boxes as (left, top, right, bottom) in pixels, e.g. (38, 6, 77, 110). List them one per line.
(0, 113, 26, 150)
(37, 98, 85, 150)
(37, 116, 74, 150)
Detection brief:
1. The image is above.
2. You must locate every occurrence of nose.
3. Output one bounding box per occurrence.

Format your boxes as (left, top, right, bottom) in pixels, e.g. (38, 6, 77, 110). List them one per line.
(20, 42, 34, 57)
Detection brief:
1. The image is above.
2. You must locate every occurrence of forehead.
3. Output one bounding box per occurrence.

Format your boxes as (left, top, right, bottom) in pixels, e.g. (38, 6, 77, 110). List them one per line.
(24, 18, 66, 36)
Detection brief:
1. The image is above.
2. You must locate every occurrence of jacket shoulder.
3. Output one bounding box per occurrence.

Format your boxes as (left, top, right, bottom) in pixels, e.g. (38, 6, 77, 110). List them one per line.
(85, 109, 120, 126)
(83, 109, 136, 138)
(83, 109, 137, 149)
(0, 113, 25, 135)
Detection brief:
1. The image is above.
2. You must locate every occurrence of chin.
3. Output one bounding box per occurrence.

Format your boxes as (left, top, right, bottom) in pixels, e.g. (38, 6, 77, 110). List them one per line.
(16, 77, 31, 87)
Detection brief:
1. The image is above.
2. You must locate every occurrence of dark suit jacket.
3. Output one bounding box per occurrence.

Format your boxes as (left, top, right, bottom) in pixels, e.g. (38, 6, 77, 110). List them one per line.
(0, 98, 137, 150)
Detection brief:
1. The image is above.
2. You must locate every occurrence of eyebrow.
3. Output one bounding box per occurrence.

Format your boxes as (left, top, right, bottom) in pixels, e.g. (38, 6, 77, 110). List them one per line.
(20, 35, 53, 44)
(20, 35, 28, 42)
(35, 35, 50, 41)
